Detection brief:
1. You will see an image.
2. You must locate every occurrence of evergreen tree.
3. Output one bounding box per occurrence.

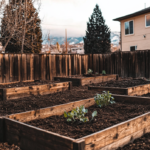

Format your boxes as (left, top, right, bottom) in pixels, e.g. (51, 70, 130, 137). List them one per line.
(1, 0, 42, 53)
(83, 4, 111, 54)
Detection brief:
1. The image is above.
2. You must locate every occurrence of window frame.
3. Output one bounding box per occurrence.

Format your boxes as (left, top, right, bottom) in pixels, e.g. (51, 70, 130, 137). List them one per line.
(124, 20, 134, 35)
(130, 45, 137, 51)
(145, 14, 150, 28)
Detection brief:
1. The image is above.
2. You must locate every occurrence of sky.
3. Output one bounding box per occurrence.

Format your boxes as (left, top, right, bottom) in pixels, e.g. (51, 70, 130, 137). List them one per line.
(39, 0, 150, 37)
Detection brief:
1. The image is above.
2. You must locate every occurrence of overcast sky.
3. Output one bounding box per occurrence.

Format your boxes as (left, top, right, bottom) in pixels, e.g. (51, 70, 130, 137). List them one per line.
(39, 0, 150, 37)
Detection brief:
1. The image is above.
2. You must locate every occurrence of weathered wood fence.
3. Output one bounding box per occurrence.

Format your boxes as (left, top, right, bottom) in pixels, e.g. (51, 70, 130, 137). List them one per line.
(0, 50, 150, 83)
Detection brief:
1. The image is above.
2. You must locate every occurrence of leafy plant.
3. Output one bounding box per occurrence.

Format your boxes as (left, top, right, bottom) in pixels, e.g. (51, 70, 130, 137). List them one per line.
(64, 105, 97, 123)
(102, 70, 106, 75)
(94, 91, 115, 107)
(87, 69, 93, 74)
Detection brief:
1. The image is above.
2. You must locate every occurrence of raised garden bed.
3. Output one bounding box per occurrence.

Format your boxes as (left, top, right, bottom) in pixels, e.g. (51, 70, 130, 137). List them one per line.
(88, 79, 150, 96)
(0, 81, 72, 101)
(117, 133, 150, 150)
(1, 94, 150, 150)
(54, 74, 118, 86)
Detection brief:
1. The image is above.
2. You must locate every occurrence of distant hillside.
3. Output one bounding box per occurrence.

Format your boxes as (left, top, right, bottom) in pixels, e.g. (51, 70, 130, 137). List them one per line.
(42, 31, 120, 46)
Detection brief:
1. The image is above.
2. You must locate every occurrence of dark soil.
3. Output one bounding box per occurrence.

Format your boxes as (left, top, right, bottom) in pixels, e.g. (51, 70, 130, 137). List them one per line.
(117, 133, 150, 150)
(142, 93, 150, 97)
(0, 86, 100, 116)
(0, 142, 21, 150)
(26, 102, 150, 139)
(0, 80, 59, 88)
(83, 73, 101, 77)
(92, 78, 150, 88)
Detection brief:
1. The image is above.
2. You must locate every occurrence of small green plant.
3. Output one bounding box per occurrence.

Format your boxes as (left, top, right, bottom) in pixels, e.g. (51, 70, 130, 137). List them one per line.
(94, 91, 115, 107)
(102, 70, 106, 75)
(87, 69, 93, 74)
(64, 105, 97, 123)
(95, 72, 99, 75)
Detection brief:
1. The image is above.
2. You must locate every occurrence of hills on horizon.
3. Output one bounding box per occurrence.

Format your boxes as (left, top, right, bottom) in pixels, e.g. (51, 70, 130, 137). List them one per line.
(42, 31, 120, 46)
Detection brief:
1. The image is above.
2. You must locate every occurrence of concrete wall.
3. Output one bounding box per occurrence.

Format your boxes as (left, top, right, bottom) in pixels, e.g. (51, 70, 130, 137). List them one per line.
(121, 12, 150, 51)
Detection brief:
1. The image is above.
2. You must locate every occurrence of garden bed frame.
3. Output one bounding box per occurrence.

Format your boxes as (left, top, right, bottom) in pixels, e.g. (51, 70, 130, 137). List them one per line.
(1, 94, 150, 150)
(54, 74, 118, 86)
(0, 81, 72, 101)
(88, 83, 150, 96)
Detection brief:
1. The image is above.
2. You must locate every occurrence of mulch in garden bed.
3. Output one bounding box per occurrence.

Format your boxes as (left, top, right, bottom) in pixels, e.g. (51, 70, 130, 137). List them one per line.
(0, 80, 59, 88)
(92, 78, 150, 88)
(0, 86, 100, 116)
(0, 142, 21, 150)
(26, 102, 150, 139)
(117, 133, 150, 150)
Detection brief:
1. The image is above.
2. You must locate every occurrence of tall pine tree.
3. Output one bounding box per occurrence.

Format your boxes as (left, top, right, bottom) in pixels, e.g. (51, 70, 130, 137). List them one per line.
(84, 4, 111, 54)
(1, 0, 42, 53)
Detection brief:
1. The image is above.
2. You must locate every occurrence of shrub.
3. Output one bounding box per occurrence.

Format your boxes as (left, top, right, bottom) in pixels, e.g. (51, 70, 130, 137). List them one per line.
(102, 70, 106, 75)
(87, 69, 93, 74)
(64, 105, 97, 123)
(94, 91, 115, 107)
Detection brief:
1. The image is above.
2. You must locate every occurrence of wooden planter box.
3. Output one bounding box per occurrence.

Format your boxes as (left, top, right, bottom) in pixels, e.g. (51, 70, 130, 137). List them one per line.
(0, 81, 72, 101)
(54, 74, 118, 86)
(88, 83, 150, 96)
(1, 94, 150, 150)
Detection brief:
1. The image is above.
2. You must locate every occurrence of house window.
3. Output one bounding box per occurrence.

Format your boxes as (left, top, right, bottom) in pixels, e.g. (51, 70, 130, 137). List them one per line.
(146, 15, 150, 27)
(125, 21, 134, 35)
(130, 46, 137, 51)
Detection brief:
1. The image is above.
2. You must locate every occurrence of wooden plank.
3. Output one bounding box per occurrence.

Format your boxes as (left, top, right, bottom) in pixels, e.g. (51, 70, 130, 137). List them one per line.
(49, 54, 52, 80)
(54, 74, 118, 86)
(78, 55, 82, 75)
(2, 82, 70, 101)
(21, 54, 27, 81)
(68, 55, 71, 76)
(30, 54, 34, 81)
(0, 54, 3, 83)
(34, 55, 40, 81)
(5, 118, 74, 150)
(40, 54, 46, 80)
(27, 54, 30, 80)
(7, 97, 94, 122)
(46, 54, 49, 80)
(88, 86, 128, 95)
(4, 54, 10, 83)
(89, 83, 150, 96)
(51, 55, 56, 78)
(0, 117, 4, 142)
(82, 112, 150, 150)
(65, 55, 68, 76)
(14, 54, 18, 81)
(9, 54, 14, 82)
(145, 50, 149, 79)
(18, 54, 21, 82)
(73, 139, 85, 150)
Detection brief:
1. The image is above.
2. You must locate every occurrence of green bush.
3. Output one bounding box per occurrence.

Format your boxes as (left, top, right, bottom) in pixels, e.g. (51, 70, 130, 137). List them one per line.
(94, 91, 115, 107)
(87, 69, 93, 74)
(102, 70, 106, 75)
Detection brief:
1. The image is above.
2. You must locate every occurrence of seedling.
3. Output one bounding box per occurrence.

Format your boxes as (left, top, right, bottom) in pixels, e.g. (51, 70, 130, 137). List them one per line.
(64, 105, 97, 123)
(87, 69, 93, 74)
(95, 72, 99, 75)
(102, 70, 106, 75)
(94, 91, 115, 107)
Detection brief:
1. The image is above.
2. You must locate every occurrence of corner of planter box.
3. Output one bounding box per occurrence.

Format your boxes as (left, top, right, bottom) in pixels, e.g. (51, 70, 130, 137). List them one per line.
(69, 81, 73, 90)
(73, 139, 85, 150)
(0, 117, 5, 142)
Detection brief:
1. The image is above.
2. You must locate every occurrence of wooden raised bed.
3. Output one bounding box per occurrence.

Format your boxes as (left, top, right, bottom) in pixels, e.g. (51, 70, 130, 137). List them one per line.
(0, 81, 72, 101)
(88, 83, 150, 96)
(1, 94, 150, 150)
(54, 74, 118, 86)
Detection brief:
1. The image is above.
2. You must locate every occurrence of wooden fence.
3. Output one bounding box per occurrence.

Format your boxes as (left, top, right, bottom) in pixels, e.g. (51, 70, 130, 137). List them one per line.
(0, 50, 150, 83)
